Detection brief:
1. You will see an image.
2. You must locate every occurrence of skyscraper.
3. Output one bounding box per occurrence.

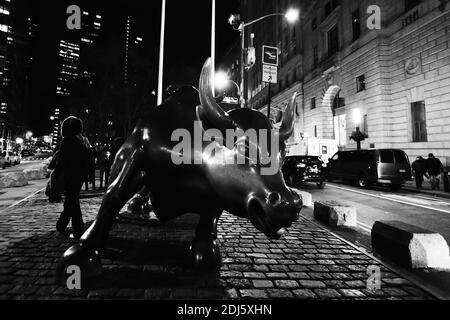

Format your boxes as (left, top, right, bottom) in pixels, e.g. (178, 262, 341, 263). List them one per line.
(0, 0, 12, 150)
(52, 8, 102, 147)
(123, 15, 143, 85)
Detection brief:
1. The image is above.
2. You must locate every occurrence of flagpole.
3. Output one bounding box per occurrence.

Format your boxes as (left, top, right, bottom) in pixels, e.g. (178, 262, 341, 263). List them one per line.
(157, 0, 166, 106)
(211, 0, 216, 93)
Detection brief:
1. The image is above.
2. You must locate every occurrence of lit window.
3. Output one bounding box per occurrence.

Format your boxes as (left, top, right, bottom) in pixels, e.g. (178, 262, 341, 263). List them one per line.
(0, 24, 9, 33)
(0, 7, 10, 15)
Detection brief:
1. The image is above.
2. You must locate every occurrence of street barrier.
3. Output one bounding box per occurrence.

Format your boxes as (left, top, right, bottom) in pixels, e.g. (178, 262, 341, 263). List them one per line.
(0, 164, 48, 188)
(23, 167, 47, 181)
(0, 171, 29, 188)
(313, 201, 357, 228)
(372, 220, 450, 270)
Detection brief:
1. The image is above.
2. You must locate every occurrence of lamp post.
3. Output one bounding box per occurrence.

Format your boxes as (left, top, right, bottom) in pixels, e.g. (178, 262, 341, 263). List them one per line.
(350, 108, 365, 150)
(229, 9, 299, 108)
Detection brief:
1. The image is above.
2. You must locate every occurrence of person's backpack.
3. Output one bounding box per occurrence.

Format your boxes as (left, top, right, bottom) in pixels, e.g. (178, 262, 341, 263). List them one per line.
(45, 150, 64, 203)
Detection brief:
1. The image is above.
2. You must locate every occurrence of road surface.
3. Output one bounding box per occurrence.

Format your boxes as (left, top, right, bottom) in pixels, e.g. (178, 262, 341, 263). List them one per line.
(298, 180, 450, 298)
(0, 160, 48, 210)
(300, 181, 450, 244)
(0, 160, 47, 174)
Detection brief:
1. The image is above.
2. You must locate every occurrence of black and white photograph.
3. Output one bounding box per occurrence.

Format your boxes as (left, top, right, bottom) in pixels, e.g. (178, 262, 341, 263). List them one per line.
(0, 0, 450, 310)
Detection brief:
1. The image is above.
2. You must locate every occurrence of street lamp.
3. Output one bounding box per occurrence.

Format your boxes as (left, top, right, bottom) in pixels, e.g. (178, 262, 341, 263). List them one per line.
(285, 8, 300, 24)
(228, 8, 300, 108)
(350, 108, 365, 150)
(214, 71, 240, 95)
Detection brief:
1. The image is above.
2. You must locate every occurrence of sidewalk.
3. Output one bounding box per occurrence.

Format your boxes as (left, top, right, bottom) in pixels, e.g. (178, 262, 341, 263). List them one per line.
(0, 190, 436, 300)
(403, 180, 450, 200)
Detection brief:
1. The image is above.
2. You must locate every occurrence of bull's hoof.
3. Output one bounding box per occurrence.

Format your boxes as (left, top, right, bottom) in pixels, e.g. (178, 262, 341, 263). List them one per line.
(127, 195, 151, 215)
(55, 244, 102, 287)
(188, 237, 221, 270)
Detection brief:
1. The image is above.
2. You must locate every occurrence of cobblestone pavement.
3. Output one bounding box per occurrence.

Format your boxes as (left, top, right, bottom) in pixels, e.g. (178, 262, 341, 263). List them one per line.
(0, 191, 435, 300)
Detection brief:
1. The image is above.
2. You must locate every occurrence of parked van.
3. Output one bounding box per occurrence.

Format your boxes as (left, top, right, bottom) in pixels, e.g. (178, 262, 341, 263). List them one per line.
(327, 149, 412, 190)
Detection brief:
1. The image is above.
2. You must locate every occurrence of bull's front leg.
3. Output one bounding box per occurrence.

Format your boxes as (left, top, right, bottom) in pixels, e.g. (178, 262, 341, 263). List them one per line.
(189, 210, 223, 269)
(56, 136, 145, 284)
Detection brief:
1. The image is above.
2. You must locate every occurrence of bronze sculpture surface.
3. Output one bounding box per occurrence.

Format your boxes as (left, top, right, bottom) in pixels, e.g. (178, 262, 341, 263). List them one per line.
(56, 59, 302, 281)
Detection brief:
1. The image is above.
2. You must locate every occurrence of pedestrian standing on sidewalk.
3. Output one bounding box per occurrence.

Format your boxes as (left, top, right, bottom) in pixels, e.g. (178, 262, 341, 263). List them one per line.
(412, 156, 427, 189)
(84, 143, 97, 191)
(97, 147, 110, 190)
(426, 153, 444, 191)
(52, 116, 91, 239)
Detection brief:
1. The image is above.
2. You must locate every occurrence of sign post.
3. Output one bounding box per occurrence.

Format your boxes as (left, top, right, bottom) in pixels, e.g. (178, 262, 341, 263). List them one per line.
(262, 45, 278, 120)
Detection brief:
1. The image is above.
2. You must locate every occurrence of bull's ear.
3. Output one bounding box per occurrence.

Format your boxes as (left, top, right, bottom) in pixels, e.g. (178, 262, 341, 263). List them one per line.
(199, 58, 237, 131)
(279, 92, 297, 142)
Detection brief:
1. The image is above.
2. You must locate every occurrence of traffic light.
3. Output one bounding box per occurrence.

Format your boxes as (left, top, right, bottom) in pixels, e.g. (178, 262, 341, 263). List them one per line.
(228, 14, 241, 29)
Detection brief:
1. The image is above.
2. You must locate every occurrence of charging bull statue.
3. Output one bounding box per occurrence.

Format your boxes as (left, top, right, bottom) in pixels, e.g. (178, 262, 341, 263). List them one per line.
(56, 58, 302, 281)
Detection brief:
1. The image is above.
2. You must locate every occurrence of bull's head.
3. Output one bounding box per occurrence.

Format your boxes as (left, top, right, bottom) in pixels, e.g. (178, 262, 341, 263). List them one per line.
(198, 59, 302, 239)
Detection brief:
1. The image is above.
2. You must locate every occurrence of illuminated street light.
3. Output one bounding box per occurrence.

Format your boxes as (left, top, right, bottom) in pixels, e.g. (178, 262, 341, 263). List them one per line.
(285, 8, 300, 24)
(350, 108, 365, 150)
(214, 70, 241, 97)
(214, 71, 230, 91)
(16, 137, 24, 144)
(353, 108, 362, 126)
(26, 131, 33, 140)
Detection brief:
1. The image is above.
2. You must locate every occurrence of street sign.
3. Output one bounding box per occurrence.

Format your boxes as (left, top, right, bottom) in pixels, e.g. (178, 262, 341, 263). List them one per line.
(262, 64, 278, 84)
(222, 97, 239, 105)
(262, 45, 279, 66)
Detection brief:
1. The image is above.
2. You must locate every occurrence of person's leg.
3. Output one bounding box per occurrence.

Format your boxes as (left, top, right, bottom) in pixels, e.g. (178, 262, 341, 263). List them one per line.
(415, 174, 422, 188)
(430, 176, 436, 190)
(105, 170, 110, 190)
(99, 170, 104, 189)
(56, 201, 71, 235)
(91, 170, 96, 190)
(436, 176, 441, 190)
(65, 183, 85, 238)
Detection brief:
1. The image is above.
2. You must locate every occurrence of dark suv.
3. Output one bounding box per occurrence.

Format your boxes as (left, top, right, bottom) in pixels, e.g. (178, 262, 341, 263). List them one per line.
(327, 149, 412, 190)
(282, 156, 327, 189)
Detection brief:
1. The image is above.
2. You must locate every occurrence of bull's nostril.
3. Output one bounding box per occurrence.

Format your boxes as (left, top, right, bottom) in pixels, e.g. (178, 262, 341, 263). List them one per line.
(267, 192, 281, 206)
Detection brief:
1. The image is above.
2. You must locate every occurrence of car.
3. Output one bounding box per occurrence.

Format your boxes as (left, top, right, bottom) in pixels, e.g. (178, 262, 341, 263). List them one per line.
(2, 151, 18, 167)
(21, 149, 34, 157)
(13, 152, 22, 165)
(0, 154, 6, 169)
(327, 149, 412, 190)
(282, 155, 327, 189)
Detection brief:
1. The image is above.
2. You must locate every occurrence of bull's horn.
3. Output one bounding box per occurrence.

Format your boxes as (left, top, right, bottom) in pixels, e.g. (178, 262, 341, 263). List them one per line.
(279, 92, 297, 142)
(199, 58, 236, 130)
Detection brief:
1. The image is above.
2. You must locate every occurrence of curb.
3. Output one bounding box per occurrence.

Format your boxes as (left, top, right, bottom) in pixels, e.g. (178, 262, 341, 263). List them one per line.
(23, 157, 49, 161)
(402, 186, 450, 200)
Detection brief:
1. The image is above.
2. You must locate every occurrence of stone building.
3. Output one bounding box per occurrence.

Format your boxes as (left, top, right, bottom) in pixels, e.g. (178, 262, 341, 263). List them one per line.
(240, 0, 450, 166)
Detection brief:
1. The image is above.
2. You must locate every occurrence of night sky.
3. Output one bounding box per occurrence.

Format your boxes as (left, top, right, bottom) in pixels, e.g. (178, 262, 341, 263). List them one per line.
(20, 0, 240, 135)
